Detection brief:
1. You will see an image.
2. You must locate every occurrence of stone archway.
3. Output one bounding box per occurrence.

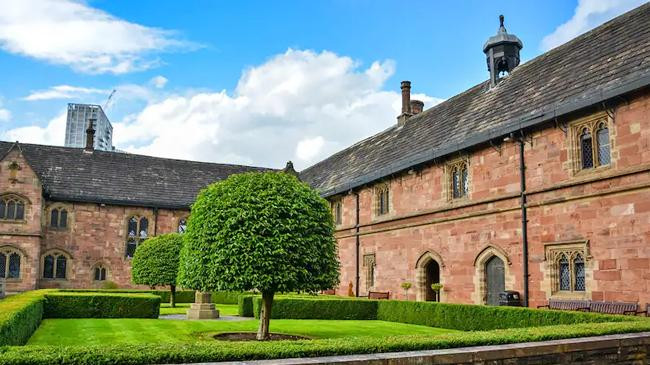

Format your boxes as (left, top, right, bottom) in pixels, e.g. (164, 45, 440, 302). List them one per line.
(415, 251, 445, 302)
(472, 245, 513, 305)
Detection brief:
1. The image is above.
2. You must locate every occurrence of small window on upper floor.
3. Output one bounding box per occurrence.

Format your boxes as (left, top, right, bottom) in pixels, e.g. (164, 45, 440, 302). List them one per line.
(375, 185, 390, 216)
(571, 114, 611, 173)
(447, 159, 469, 200)
(331, 200, 342, 225)
(126, 216, 149, 258)
(178, 218, 187, 234)
(0, 195, 25, 221)
(50, 207, 68, 229)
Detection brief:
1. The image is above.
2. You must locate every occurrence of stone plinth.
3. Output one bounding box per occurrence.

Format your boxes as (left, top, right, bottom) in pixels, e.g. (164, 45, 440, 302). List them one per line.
(187, 291, 219, 320)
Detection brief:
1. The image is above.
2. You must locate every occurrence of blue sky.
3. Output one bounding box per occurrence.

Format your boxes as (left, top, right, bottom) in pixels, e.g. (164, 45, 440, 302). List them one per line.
(0, 0, 646, 168)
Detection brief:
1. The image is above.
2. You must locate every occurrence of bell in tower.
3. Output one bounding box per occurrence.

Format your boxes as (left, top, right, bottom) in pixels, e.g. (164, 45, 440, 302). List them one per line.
(483, 15, 523, 87)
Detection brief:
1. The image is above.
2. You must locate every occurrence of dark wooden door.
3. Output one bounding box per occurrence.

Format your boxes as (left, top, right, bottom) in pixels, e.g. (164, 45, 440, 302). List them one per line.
(485, 256, 505, 305)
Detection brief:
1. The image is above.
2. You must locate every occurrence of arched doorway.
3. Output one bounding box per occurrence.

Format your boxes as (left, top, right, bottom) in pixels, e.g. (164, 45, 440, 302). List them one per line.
(424, 260, 440, 301)
(485, 255, 505, 306)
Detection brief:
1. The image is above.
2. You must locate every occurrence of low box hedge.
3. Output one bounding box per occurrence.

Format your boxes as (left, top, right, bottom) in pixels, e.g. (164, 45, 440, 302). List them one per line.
(375, 300, 633, 331)
(253, 297, 378, 320)
(59, 289, 195, 303)
(43, 292, 160, 319)
(238, 295, 255, 317)
(2, 320, 650, 365)
(212, 291, 250, 304)
(0, 290, 52, 346)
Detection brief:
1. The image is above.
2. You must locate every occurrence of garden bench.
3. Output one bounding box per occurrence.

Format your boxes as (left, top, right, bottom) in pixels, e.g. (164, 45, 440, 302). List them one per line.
(642, 304, 650, 317)
(368, 291, 390, 300)
(321, 289, 336, 295)
(537, 299, 590, 311)
(587, 301, 638, 315)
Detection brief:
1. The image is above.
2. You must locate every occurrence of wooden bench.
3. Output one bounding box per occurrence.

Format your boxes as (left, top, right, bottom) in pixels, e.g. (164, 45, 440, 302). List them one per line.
(368, 291, 390, 300)
(537, 299, 590, 311)
(643, 304, 650, 317)
(587, 301, 638, 315)
(321, 289, 336, 295)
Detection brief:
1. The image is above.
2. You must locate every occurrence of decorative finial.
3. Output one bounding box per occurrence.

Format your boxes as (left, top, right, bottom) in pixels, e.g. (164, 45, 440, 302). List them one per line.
(499, 15, 504, 27)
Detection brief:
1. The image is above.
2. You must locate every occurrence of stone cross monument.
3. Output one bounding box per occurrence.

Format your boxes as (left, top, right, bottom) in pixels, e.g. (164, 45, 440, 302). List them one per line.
(187, 291, 219, 319)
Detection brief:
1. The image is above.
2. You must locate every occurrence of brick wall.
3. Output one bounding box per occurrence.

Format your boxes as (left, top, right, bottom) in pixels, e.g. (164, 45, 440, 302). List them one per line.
(332, 89, 650, 307)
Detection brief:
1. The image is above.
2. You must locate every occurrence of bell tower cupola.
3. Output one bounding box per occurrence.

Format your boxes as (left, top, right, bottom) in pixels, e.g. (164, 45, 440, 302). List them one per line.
(483, 15, 523, 87)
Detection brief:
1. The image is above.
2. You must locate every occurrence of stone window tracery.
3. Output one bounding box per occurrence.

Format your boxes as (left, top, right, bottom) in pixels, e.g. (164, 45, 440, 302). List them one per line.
(446, 158, 469, 200)
(545, 242, 588, 295)
(570, 114, 611, 173)
(42, 250, 69, 280)
(93, 264, 107, 281)
(126, 216, 149, 258)
(0, 246, 21, 279)
(0, 195, 25, 221)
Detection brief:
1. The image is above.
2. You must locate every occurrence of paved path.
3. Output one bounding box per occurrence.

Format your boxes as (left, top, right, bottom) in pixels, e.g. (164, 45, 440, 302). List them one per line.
(159, 314, 249, 321)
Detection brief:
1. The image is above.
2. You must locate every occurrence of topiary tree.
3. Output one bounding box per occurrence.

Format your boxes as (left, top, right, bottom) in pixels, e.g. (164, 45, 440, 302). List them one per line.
(131, 233, 184, 307)
(178, 171, 340, 340)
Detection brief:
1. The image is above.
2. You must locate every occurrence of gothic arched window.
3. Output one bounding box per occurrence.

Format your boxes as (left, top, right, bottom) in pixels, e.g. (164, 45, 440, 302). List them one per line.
(0, 247, 21, 279)
(177, 218, 187, 234)
(0, 195, 25, 221)
(93, 264, 107, 281)
(126, 216, 149, 257)
(42, 251, 69, 280)
(50, 207, 68, 228)
(574, 254, 585, 292)
(449, 160, 469, 199)
(580, 128, 593, 169)
(573, 116, 611, 171)
(331, 201, 342, 225)
(596, 123, 610, 166)
(558, 254, 570, 291)
(375, 185, 389, 216)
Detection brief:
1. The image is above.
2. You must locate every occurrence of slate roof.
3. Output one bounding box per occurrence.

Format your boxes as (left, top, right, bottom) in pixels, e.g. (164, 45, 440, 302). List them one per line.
(300, 3, 650, 197)
(0, 141, 272, 209)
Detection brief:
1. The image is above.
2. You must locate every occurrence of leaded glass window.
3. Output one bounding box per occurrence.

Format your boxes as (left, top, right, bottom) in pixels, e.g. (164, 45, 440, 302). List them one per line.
(50, 208, 68, 228)
(0, 196, 25, 221)
(0, 248, 22, 279)
(125, 216, 149, 257)
(574, 254, 585, 291)
(94, 266, 107, 281)
(450, 160, 469, 199)
(580, 129, 593, 169)
(559, 255, 570, 291)
(42, 252, 68, 280)
(597, 124, 610, 166)
(376, 186, 389, 216)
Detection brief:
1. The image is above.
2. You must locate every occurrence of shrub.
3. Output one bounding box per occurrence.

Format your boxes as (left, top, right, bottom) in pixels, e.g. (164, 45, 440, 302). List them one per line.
(375, 300, 634, 331)
(238, 295, 255, 317)
(253, 297, 378, 320)
(44, 292, 160, 318)
(178, 171, 340, 340)
(102, 281, 119, 289)
(0, 290, 50, 346)
(132, 233, 184, 307)
(212, 291, 247, 304)
(59, 289, 195, 303)
(2, 321, 650, 364)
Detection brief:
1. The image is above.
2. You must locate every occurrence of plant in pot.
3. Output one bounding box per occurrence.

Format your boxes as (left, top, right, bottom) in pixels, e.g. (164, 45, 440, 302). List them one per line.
(430, 283, 443, 302)
(400, 282, 412, 300)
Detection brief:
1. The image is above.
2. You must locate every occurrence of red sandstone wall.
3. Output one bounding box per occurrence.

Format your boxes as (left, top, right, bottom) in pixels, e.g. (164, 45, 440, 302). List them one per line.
(332, 90, 650, 307)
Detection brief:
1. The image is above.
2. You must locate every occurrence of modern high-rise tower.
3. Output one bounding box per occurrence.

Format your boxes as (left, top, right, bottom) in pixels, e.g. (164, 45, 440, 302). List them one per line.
(64, 103, 114, 151)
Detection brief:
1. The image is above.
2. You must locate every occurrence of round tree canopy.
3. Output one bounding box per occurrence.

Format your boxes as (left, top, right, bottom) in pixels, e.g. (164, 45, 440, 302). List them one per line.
(131, 233, 183, 287)
(178, 171, 340, 293)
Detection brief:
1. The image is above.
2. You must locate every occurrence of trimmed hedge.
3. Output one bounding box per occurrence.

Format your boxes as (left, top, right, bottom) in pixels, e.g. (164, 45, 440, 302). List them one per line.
(375, 300, 633, 331)
(59, 289, 195, 303)
(238, 293, 357, 317)
(3, 320, 650, 364)
(44, 292, 160, 319)
(253, 297, 378, 320)
(212, 291, 248, 304)
(238, 295, 255, 317)
(0, 290, 51, 346)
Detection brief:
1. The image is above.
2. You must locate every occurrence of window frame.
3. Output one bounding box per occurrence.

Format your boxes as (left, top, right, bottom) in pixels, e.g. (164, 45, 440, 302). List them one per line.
(41, 249, 71, 281)
(92, 263, 108, 282)
(363, 253, 376, 290)
(125, 215, 150, 258)
(0, 246, 23, 280)
(0, 194, 27, 222)
(570, 113, 612, 174)
(446, 158, 470, 201)
(177, 217, 188, 234)
(544, 241, 590, 298)
(374, 184, 390, 217)
(48, 205, 69, 230)
(331, 200, 343, 226)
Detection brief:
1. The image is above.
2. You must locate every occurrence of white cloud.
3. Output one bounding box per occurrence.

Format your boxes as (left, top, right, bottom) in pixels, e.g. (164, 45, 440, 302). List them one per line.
(0, 0, 196, 74)
(150, 76, 168, 89)
(23, 85, 110, 101)
(0, 108, 10, 122)
(2, 112, 66, 144)
(541, 0, 647, 51)
(4, 49, 444, 169)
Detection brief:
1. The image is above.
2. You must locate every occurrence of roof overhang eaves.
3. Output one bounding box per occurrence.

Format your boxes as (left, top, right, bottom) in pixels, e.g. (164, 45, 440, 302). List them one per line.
(46, 194, 191, 210)
(319, 72, 650, 198)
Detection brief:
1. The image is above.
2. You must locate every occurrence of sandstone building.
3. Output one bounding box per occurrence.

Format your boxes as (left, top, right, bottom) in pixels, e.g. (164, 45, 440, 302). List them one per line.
(2, 4, 650, 309)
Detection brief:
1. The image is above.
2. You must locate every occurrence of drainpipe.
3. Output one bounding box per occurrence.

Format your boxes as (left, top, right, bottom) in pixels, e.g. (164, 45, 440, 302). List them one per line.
(153, 207, 159, 236)
(518, 137, 529, 307)
(355, 191, 360, 297)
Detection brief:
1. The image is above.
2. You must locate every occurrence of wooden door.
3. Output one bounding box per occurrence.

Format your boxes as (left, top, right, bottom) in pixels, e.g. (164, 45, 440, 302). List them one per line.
(485, 256, 505, 305)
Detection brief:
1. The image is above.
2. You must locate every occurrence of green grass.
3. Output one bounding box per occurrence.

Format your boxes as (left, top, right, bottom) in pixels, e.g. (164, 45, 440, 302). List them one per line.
(27, 318, 457, 346)
(159, 304, 239, 316)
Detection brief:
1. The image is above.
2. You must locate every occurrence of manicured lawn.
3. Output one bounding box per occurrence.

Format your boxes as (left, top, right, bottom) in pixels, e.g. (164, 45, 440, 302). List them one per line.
(27, 319, 457, 346)
(159, 303, 239, 316)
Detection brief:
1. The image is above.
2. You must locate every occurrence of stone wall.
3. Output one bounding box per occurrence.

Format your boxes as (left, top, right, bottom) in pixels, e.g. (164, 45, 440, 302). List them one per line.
(331, 89, 650, 307)
(205, 332, 650, 365)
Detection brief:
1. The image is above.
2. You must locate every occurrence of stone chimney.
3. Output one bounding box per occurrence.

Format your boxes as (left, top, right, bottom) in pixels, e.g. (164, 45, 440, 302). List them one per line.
(397, 81, 412, 126)
(410, 100, 424, 115)
(85, 119, 96, 152)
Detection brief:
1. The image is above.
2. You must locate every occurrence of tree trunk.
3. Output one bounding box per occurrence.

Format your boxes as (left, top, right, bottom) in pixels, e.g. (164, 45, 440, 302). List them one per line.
(170, 284, 176, 308)
(256, 291, 274, 340)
